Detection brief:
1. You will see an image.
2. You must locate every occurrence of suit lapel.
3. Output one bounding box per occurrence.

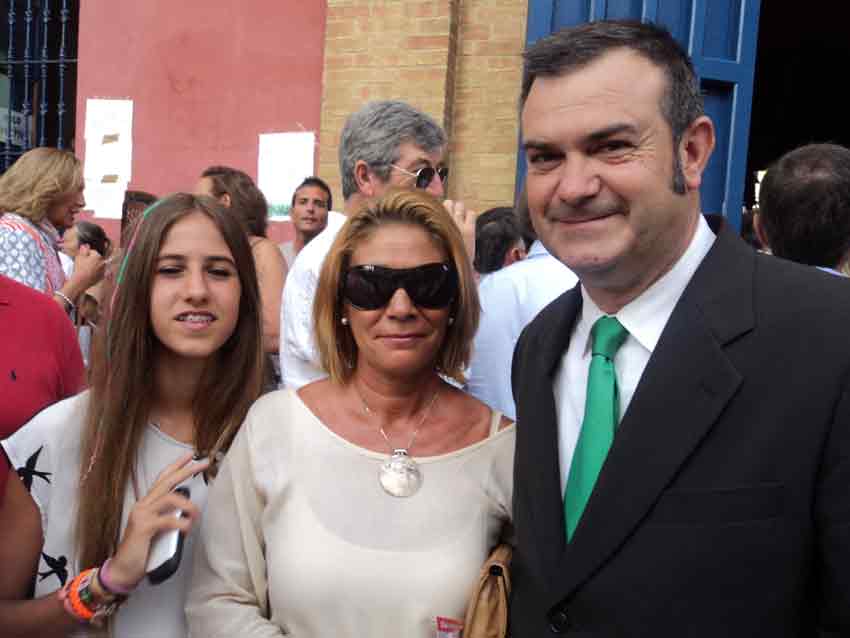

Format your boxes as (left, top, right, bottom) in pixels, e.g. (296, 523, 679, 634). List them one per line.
(546, 218, 754, 607)
(514, 286, 581, 583)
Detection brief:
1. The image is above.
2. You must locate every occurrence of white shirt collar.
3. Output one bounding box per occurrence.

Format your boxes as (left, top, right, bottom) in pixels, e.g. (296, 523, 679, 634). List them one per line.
(527, 240, 550, 260)
(577, 214, 716, 356)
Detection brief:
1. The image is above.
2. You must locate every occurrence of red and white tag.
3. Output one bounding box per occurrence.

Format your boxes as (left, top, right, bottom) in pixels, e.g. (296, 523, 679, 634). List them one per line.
(435, 616, 464, 638)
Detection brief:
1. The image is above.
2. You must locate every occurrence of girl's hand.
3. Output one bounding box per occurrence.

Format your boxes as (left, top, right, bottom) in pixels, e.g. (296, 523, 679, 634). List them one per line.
(106, 452, 209, 590)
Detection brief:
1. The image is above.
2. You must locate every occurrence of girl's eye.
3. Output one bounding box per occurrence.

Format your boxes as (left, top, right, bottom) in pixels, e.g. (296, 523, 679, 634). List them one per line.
(209, 268, 234, 278)
(157, 266, 182, 275)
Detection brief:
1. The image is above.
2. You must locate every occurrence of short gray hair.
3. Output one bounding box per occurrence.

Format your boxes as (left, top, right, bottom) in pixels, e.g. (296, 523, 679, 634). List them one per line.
(339, 100, 447, 200)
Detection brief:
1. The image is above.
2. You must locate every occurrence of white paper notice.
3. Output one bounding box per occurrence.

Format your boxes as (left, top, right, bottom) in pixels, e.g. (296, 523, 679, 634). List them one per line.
(84, 178, 127, 220)
(84, 98, 133, 218)
(257, 131, 315, 218)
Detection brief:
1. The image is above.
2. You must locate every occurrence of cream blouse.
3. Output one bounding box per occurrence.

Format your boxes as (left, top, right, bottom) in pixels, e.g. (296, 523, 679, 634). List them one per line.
(187, 388, 515, 638)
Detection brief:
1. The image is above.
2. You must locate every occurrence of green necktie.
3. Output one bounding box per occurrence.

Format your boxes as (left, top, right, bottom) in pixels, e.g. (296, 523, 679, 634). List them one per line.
(564, 316, 629, 541)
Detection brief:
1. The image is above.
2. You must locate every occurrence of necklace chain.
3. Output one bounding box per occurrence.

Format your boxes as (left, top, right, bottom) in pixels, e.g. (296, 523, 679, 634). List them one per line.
(356, 385, 440, 455)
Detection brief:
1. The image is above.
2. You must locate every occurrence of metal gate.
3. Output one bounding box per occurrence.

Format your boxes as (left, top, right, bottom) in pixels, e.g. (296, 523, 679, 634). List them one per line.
(1, 0, 79, 171)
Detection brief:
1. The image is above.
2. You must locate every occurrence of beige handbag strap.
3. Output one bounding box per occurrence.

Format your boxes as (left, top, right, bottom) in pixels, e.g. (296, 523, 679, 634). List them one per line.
(463, 543, 512, 638)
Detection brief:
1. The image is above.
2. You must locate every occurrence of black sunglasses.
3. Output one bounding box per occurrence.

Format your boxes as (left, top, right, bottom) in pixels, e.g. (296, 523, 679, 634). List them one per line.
(391, 164, 449, 190)
(342, 262, 458, 310)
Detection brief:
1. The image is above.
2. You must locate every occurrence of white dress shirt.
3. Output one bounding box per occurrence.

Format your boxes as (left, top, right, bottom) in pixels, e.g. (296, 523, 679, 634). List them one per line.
(554, 215, 716, 493)
(468, 241, 578, 419)
(279, 210, 347, 389)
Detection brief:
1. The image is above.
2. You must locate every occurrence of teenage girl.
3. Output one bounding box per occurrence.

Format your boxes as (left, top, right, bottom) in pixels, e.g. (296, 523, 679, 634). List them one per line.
(0, 193, 264, 637)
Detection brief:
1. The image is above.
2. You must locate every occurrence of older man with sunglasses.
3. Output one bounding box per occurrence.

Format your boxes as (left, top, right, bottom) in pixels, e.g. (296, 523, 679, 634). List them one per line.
(280, 100, 475, 389)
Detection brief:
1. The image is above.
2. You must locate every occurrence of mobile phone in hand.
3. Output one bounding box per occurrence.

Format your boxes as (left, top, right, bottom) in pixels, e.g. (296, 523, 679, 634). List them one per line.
(145, 486, 190, 585)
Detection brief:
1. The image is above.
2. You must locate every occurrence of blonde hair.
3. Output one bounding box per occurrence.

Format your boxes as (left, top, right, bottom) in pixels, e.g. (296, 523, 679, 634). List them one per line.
(0, 147, 83, 223)
(314, 188, 479, 384)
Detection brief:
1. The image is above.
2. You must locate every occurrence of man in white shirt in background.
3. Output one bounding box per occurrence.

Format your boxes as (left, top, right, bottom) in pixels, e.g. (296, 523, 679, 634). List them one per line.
(473, 206, 528, 278)
(280, 100, 474, 389)
(468, 226, 577, 418)
(279, 176, 332, 269)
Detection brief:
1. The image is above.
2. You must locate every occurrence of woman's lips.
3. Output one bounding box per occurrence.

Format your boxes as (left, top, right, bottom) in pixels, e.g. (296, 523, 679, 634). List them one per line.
(379, 334, 425, 346)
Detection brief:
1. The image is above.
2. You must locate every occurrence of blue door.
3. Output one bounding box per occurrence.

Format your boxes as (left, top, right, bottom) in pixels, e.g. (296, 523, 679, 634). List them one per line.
(523, 0, 762, 229)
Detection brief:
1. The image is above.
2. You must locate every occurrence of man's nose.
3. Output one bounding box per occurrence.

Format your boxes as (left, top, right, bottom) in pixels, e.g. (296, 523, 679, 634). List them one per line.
(426, 171, 446, 199)
(556, 156, 601, 205)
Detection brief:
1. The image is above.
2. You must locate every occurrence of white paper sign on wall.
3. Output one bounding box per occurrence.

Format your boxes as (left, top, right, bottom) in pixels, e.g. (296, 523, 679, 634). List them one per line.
(83, 98, 133, 219)
(257, 131, 315, 219)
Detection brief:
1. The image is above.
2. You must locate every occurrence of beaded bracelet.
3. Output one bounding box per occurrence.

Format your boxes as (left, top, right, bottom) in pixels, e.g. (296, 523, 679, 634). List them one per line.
(63, 569, 97, 622)
(60, 566, 127, 626)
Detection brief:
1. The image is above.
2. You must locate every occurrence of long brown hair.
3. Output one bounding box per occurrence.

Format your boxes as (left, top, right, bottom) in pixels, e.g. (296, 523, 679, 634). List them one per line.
(75, 193, 264, 571)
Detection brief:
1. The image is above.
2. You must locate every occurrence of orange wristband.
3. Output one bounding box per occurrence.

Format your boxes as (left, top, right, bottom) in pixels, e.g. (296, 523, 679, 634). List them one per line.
(65, 569, 97, 622)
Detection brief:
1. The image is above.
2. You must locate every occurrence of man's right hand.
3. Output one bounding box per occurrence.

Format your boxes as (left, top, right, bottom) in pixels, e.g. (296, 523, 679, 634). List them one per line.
(443, 199, 478, 265)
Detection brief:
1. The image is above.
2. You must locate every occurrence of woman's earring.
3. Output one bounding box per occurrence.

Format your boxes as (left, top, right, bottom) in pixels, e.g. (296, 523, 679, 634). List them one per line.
(448, 316, 455, 325)
(341, 317, 349, 326)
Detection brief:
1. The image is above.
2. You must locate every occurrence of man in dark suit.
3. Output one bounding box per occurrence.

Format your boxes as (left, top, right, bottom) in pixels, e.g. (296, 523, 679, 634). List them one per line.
(511, 20, 850, 636)
(755, 143, 850, 275)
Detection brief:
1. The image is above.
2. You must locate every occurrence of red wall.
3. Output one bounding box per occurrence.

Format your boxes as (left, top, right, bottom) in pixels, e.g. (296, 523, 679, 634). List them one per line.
(75, 1, 327, 243)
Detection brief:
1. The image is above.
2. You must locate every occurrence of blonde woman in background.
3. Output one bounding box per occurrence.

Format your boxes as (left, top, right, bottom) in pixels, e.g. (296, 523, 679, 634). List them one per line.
(0, 147, 103, 316)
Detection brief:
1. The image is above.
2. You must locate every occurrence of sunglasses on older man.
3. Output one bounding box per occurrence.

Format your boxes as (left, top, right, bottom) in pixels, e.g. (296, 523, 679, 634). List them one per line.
(390, 164, 449, 190)
(342, 262, 458, 310)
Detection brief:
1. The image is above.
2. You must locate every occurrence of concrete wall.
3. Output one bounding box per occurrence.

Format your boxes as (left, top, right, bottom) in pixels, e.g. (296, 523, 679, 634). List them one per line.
(76, 1, 328, 242)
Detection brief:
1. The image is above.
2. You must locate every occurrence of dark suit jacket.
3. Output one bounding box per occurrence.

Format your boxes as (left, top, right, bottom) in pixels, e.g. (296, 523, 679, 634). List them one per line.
(510, 216, 850, 637)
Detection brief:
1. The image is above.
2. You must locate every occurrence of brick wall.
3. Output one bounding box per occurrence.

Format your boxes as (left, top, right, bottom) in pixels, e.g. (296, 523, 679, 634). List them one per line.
(318, 0, 527, 215)
(319, 0, 457, 209)
(449, 0, 528, 213)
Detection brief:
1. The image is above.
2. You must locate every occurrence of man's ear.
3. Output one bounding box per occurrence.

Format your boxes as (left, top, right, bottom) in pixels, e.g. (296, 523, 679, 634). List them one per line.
(503, 245, 526, 268)
(354, 160, 377, 198)
(752, 211, 771, 252)
(679, 115, 715, 192)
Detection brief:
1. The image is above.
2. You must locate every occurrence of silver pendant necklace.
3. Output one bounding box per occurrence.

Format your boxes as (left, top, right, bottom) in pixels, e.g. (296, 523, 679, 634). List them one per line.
(356, 385, 439, 497)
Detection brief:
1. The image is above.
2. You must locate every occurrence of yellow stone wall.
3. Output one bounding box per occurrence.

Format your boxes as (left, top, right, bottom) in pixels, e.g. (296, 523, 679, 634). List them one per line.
(319, 0, 527, 214)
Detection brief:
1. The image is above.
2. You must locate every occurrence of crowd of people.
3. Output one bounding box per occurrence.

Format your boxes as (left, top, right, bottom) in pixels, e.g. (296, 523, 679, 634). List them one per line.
(1, 18, 849, 638)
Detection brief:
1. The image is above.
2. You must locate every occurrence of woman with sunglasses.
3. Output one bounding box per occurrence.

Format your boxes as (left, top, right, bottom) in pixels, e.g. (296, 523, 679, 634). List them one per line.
(188, 189, 515, 638)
